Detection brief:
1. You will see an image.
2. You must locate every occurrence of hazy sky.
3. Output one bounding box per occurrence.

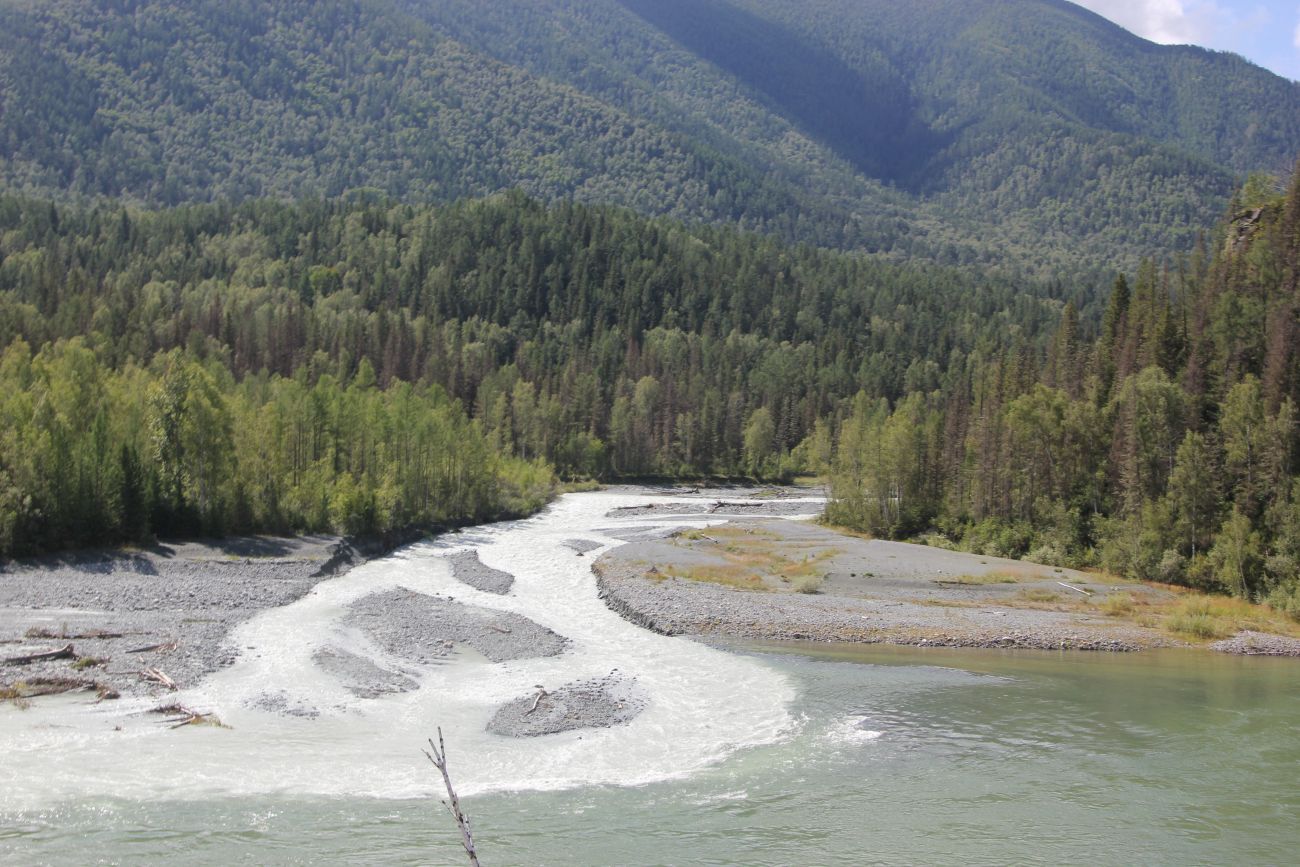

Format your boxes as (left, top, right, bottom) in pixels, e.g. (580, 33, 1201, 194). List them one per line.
(1072, 0, 1300, 80)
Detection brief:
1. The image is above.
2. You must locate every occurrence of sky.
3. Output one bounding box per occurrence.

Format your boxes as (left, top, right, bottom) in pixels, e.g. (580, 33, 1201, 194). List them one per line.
(1072, 0, 1300, 80)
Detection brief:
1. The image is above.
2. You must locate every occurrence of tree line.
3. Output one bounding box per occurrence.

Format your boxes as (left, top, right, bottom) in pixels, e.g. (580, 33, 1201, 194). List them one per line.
(826, 170, 1300, 617)
(10, 167, 1299, 623)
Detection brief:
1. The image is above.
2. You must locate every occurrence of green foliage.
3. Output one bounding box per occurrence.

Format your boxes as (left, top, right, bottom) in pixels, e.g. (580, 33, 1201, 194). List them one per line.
(828, 168, 1300, 614)
(0, 189, 1065, 493)
(0, 336, 542, 558)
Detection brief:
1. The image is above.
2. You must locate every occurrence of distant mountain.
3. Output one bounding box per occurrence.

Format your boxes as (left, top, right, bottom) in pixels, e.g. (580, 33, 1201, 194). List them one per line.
(1, 0, 1296, 275)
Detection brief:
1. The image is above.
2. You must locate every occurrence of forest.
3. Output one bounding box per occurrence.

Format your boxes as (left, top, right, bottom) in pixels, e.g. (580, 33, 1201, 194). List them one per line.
(3, 166, 1300, 623)
(0, 188, 1071, 557)
(0, 187, 1066, 538)
(826, 171, 1300, 617)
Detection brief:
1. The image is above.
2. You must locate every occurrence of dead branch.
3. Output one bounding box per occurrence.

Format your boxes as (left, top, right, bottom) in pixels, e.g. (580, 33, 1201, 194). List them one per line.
(126, 640, 179, 654)
(139, 667, 178, 690)
(424, 728, 480, 867)
(150, 703, 192, 716)
(3, 643, 76, 665)
(150, 703, 225, 728)
(1057, 581, 1093, 596)
(26, 627, 125, 640)
(524, 685, 549, 716)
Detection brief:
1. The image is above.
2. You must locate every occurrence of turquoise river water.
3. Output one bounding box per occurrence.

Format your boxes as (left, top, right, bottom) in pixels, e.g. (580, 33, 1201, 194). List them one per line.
(2, 492, 1297, 865)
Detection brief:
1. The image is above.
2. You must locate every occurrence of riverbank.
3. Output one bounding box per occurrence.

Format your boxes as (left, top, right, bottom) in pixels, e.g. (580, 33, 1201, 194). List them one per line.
(6, 484, 1296, 715)
(0, 531, 427, 702)
(594, 514, 1300, 656)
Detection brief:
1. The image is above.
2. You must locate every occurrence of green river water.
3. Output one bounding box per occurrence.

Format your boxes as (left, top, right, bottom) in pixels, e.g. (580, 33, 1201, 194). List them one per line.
(5, 643, 1297, 866)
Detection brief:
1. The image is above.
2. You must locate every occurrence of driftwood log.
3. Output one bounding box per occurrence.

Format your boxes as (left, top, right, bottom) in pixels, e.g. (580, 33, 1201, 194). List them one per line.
(3, 643, 76, 665)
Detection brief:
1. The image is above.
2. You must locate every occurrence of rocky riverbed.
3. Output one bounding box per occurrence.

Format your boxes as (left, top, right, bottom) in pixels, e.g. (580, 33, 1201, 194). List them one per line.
(594, 517, 1190, 652)
(0, 536, 344, 701)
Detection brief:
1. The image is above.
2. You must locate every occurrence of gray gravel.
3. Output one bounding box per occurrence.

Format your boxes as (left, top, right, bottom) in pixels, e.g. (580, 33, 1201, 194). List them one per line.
(594, 519, 1175, 652)
(447, 550, 514, 595)
(1211, 631, 1300, 656)
(250, 689, 321, 718)
(486, 674, 646, 737)
(593, 526, 690, 543)
(0, 536, 340, 699)
(596, 562, 1153, 651)
(604, 500, 820, 519)
(345, 587, 568, 665)
(313, 646, 419, 697)
(563, 539, 604, 554)
(606, 503, 710, 518)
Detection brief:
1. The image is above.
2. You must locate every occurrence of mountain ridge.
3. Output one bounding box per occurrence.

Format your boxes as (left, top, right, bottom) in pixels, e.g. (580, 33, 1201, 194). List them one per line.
(0, 0, 1295, 276)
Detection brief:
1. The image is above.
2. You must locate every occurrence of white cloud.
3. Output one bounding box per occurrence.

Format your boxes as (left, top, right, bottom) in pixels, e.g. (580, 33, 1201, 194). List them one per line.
(1073, 1, 1298, 80)
(1074, 0, 1200, 43)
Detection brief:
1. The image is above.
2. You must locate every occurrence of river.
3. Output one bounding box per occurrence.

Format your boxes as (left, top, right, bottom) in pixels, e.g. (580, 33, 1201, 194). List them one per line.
(3, 491, 1297, 865)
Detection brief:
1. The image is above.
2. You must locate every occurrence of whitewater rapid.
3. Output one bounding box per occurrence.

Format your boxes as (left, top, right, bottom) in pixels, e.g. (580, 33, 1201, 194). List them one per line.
(1, 491, 814, 808)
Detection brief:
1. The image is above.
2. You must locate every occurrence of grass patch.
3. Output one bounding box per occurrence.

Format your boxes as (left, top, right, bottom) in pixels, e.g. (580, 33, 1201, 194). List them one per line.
(820, 522, 875, 542)
(71, 656, 107, 671)
(1167, 609, 1229, 640)
(1018, 588, 1062, 603)
(1099, 593, 1137, 617)
(0, 684, 31, 709)
(1087, 587, 1300, 643)
(661, 564, 768, 591)
(669, 524, 837, 591)
(936, 571, 1023, 586)
(561, 479, 603, 493)
(1160, 596, 1296, 642)
(1079, 569, 1140, 587)
(908, 597, 980, 609)
(792, 574, 824, 594)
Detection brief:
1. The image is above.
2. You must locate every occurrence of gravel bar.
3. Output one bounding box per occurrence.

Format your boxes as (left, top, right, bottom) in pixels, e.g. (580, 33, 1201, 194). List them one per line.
(344, 587, 568, 665)
(447, 550, 514, 595)
(487, 674, 646, 737)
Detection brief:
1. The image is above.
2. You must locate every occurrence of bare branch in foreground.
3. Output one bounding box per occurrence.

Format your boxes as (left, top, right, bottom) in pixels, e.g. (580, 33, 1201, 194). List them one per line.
(425, 728, 481, 867)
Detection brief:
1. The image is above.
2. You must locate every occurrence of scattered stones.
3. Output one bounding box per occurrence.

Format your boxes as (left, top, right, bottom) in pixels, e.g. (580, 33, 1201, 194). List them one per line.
(1211, 631, 1300, 657)
(250, 690, 321, 718)
(0, 534, 394, 699)
(447, 550, 514, 594)
(487, 674, 646, 737)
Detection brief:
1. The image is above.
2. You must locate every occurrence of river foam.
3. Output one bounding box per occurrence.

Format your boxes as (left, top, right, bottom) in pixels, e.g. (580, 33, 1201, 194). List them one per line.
(0, 491, 810, 808)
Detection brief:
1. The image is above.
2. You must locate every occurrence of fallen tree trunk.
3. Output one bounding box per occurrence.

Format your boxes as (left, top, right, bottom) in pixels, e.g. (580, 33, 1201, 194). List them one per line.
(3, 643, 75, 665)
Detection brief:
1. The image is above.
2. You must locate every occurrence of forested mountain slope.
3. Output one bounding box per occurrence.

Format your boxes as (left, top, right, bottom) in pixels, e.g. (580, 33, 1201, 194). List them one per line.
(0, 0, 1295, 275)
